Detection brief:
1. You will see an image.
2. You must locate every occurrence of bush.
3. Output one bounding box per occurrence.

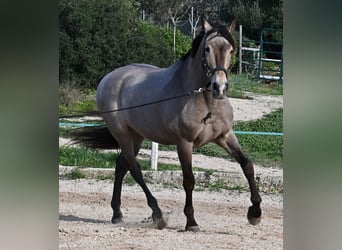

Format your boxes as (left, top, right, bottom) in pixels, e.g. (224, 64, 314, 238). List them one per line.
(59, 84, 83, 106)
(59, 0, 137, 88)
(59, 0, 192, 88)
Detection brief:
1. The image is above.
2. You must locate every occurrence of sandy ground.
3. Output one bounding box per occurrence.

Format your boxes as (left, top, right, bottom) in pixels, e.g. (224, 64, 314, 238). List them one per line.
(59, 179, 283, 249)
(59, 94, 283, 249)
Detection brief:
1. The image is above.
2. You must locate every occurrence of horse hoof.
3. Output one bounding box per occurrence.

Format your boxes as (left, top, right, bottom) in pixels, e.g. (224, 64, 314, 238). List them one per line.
(186, 225, 200, 232)
(153, 217, 167, 229)
(111, 217, 123, 224)
(247, 206, 261, 225)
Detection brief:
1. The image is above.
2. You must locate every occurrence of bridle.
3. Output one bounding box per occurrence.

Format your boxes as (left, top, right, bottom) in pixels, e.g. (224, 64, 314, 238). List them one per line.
(201, 32, 229, 88)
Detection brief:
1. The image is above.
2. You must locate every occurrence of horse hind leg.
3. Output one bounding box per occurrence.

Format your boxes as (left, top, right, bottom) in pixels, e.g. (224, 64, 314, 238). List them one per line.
(217, 132, 262, 225)
(111, 153, 128, 224)
(117, 138, 167, 229)
(111, 136, 142, 224)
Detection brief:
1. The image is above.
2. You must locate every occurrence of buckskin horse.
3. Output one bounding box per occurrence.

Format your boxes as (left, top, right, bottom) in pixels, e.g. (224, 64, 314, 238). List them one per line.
(74, 18, 262, 231)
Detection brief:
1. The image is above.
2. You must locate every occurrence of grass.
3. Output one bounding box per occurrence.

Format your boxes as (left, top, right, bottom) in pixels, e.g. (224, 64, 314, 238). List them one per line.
(59, 146, 220, 173)
(59, 108, 283, 168)
(140, 108, 283, 168)
(59, 146, 180, 170)
(59, 147, 118, 168)
(64, 169, 86, 180)
(228, 74, 283, 97)
(234, 108, 283, 167)
(59, 84, 97, 116)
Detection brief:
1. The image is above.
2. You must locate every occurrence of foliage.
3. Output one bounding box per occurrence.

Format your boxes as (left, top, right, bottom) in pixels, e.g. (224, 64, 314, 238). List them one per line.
(129, 21, 192, 66)
(59, 84, 97, 116)
(221, 0, 283, 43)
(59, 0, 137, 88)
(59, 0, 192, 88)
(59, 83, 83, 107)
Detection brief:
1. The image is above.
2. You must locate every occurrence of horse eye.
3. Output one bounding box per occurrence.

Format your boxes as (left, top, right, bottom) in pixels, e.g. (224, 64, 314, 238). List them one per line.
(205, 47, 210, 53)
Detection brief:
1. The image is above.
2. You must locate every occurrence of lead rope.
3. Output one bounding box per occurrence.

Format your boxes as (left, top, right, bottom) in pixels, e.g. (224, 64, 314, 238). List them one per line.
(59, 87, 211, 119)
(98, 87, 211, 115)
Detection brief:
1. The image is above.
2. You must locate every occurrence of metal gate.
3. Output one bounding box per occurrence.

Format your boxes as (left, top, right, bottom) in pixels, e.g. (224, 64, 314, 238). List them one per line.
(239, 26, 283, 83)
(257, 28, 283, 83)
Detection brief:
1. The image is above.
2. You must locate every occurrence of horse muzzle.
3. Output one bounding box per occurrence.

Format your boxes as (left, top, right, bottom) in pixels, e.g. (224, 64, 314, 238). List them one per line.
(212, 81, 228, 99)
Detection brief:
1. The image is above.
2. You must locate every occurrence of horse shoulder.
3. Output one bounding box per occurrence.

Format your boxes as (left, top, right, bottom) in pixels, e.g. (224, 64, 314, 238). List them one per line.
(185, 98, 234, 147)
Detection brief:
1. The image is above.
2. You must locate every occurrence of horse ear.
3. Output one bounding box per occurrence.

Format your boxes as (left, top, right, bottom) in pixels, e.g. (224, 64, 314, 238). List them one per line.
(202, 17, 213, 33)
(228, 18, 237, 33)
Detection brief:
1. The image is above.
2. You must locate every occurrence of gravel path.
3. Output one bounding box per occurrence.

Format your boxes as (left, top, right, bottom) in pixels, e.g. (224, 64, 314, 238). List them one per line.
(229, 93, 282, 122)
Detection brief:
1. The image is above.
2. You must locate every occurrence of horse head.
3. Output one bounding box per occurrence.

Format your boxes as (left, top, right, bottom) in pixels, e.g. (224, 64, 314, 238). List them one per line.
(200, 18, 236, 99)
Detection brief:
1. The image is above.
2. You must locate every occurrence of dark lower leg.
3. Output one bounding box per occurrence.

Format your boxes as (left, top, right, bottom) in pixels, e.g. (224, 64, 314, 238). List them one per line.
(221, 133, 262, 225)
(129, 161, 166, 229)
(111, 154, 128, 223)
(233, 150, 262, 224)
(183, 174, 198, 230)
(177, 141, 198, 231)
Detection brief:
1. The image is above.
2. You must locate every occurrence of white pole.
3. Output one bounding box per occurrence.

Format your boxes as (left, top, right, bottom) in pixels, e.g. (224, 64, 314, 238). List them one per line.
(239, 25, 242, 75)
(151, 142, 159, 170)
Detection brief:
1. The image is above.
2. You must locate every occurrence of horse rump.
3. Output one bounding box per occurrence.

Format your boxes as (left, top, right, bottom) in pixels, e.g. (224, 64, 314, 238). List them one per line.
(70, 126, 119, 149)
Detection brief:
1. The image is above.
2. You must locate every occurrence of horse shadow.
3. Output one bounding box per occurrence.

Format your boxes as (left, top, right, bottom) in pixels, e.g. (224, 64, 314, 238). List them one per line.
(59, 213, 109, 224)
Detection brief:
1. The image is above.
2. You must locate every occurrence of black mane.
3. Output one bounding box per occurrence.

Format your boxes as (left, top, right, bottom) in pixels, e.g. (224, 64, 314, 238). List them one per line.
(180, 24, 235, 62)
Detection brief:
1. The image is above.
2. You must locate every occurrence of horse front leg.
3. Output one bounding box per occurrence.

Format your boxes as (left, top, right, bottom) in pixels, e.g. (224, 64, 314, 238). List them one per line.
(177, 140, 199, 232)
(217, 132, 262, 225)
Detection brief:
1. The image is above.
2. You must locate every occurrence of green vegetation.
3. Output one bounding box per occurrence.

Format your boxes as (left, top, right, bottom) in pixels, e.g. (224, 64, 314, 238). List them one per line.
(59, 147, 118, 168)
(59, 0, 192, 88)
(59, 84, 97, 116)
(141, 108, 283, 168)
(123, 174, 136, 186)
(236, 108, 283, 167)
(59, 107, 282, 168)
(65, 168, 86, 180)
(59, 146, 178, 170)
(229, 74, 283, 97)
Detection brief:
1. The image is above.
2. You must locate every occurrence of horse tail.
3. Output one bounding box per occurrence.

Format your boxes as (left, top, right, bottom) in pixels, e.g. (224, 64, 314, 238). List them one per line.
(70, 126, 120, 149)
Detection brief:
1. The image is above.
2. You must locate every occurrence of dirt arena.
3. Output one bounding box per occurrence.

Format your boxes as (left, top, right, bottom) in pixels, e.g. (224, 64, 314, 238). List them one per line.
(59, 179, 283, 249)
(59, 93, 283, 249)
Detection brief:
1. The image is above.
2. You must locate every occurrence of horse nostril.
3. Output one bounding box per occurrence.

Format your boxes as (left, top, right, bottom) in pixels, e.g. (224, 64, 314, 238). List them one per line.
(213, 82, 220, 93)
(214, 82, 227, 92)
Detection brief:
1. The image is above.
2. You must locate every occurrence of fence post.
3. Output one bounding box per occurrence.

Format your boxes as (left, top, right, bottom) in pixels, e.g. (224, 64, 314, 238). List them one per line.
(151, 142, 158, 170)
(239, 25, 242, 75)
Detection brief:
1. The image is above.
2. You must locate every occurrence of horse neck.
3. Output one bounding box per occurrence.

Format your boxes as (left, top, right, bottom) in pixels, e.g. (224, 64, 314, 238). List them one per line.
(179, 51, 207, 92)
(181, 48, 223, 109)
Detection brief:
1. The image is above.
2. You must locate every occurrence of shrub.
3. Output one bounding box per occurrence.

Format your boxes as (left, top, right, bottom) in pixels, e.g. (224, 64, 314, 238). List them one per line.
(59, 0, 192, 88)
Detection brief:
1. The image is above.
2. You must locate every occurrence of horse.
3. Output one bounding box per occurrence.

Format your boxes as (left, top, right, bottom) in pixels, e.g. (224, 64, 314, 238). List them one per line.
(74, 18, 262, 231)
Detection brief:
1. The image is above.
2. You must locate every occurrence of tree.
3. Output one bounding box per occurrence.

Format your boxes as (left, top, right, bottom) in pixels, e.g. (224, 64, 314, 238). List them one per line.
(59, 0, 192, 87)
(220, 0, 282, 42)
(59, 0, 137, 87)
